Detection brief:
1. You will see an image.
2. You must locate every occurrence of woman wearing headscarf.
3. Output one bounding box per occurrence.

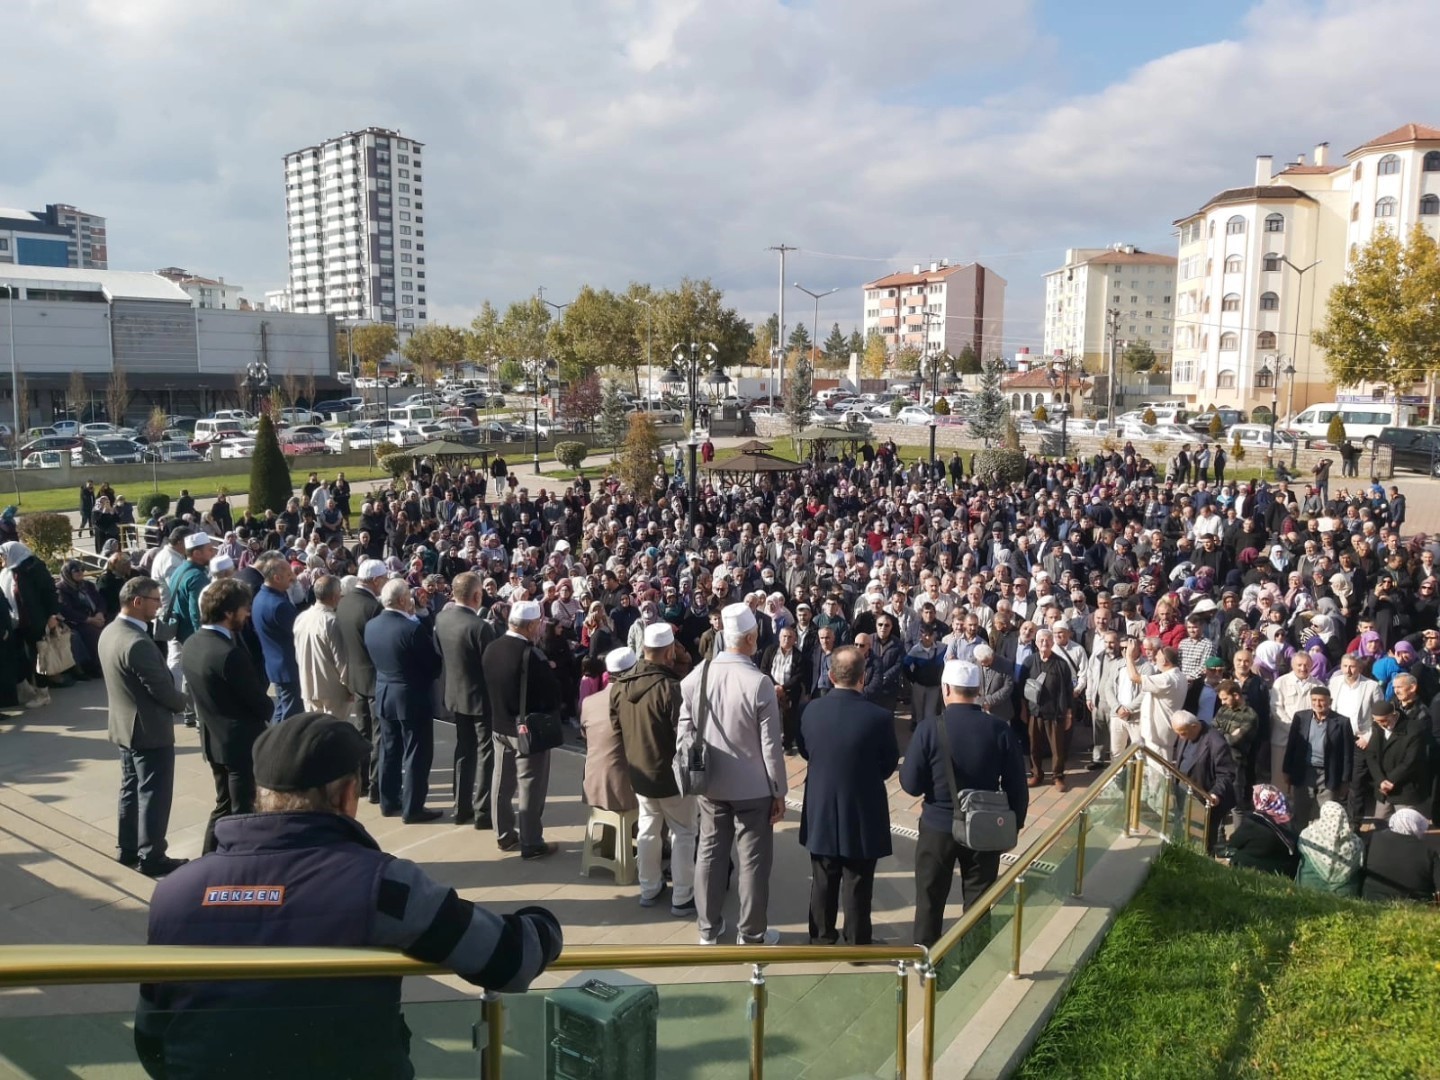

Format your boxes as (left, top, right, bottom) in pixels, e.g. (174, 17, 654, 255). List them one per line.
(0, 541, 62, 690)
(1362, 808, 1440, 902)
(0, 505, 18, 546)
(1296, 800, 1364, 895)
(1226, 784, 1300, 878)
(96, 551, 141, 623)
(579, 601, 615, 660)
(55, 560, 106, 680)
(90, 495, 120, 556)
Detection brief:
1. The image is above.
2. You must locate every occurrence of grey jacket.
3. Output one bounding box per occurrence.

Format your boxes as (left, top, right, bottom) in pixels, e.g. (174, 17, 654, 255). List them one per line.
(678, 652, 787, 803)
(100, 617, 188, 750)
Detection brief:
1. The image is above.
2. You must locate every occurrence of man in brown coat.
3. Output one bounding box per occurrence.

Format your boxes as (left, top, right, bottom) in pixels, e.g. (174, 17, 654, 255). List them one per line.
(580, 649, 638, 814)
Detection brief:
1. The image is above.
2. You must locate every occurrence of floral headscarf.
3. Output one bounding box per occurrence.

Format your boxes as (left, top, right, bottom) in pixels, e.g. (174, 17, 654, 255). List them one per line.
(1252, 784, 1291, 825)
(1298, 801, 1363, 884)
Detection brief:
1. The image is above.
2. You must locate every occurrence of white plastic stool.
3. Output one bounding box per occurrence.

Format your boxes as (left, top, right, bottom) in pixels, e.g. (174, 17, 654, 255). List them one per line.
(579, 806, 638, 885)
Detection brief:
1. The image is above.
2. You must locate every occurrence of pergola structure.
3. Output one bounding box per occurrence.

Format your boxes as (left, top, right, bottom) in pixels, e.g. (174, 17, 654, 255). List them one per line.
(792, 425, 870, 463)
(699, 440, 803, 484)
(406, 439, 495, 471)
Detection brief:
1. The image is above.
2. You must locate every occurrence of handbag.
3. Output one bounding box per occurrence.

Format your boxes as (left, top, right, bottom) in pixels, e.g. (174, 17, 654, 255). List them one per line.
(35, 625, 77, 678)
(672, 660, 712, 797)
(513, 647, 563, 757)
(1023, 673, 1046, 707)
(933, 711, 1018, 852)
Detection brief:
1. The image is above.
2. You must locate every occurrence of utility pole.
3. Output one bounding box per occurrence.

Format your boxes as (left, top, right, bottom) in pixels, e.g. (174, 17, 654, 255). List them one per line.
(1105, 307, 1122, 425)
(768, 244, 797, 404)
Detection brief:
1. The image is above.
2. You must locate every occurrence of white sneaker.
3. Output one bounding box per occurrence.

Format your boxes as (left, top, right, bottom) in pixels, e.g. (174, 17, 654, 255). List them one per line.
(698, 918, 727, 945)
(736, 928, 781, 946)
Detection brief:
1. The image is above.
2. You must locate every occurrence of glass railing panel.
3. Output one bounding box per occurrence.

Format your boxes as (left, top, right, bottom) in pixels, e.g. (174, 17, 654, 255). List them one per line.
(927, 880, 1016, 1051)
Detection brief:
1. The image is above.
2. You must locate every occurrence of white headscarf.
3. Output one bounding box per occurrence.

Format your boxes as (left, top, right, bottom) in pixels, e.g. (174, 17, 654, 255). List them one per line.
(1389, 808, 1431, 839)
(1298, 801, 1363, 884)
(0, 541, 33, 611)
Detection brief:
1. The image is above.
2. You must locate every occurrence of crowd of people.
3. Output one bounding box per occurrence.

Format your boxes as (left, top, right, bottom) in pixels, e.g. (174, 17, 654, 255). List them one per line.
(4, 434, 1439, 925)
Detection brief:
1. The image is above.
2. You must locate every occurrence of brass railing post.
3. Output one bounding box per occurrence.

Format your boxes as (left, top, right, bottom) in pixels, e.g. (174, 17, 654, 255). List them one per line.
(921, 961, 937, 1080)
(1126, 754, 1143, 835)
(1183, 787, 1195, 848)
(1010, 877, 1027, 979)
(1159, 777, 1172, 842)
(894, 961, 909, 1079)
(749, 963, 768, 1080)
(1072, 809, 1089, 897)
(477, 990, 503, 1079)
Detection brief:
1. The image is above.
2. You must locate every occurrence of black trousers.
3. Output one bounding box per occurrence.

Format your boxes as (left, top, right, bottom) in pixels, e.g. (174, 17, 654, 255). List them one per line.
(117, 745, 175, 866)
(203, 760, 255, 854)
(808, 854, 878, 944)
(913, 826, 1002, 948)
(453, 711, 495, 820)
(378, 710, 434, 819)
(353, 693, 379, 796)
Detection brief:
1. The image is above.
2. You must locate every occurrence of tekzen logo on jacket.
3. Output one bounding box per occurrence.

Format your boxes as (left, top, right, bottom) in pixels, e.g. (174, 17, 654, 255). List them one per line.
(201, 886, 286, 906)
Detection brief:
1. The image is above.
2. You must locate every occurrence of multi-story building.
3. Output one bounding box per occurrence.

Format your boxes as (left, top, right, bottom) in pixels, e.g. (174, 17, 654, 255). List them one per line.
(861, 261, 1005, 361)
(0, 203, 107, 268)
(1169, 123, 1440, 417)
(283, 127, 428, 331)
(155, 267, 250, 310)
(1042, 245, 1176, 372)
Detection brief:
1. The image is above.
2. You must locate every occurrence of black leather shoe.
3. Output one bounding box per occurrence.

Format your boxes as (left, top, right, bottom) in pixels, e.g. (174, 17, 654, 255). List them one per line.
(520, 842, 558, 860)
(497, 836, 521, 852)
(380, 808, 400, 818)
(117, 852, 140, 869)
(473, 816, 494, 831)
(454, 810, 475, 825)
(403, 809, 444, 824)
(139, 856, 189, 878)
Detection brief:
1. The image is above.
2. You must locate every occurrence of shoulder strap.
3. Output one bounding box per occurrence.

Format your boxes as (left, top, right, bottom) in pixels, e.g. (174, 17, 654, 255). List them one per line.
(932, 710, 964, 825)
(519, 647, 530, 717)
(694, 660, 711, 737)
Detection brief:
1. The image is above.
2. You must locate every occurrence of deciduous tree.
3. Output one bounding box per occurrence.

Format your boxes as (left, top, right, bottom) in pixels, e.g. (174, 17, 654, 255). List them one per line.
(1124, 341, 1158, 374)
(352, 324, 399, 378)
(615, 412, 661, 495)
(105, 366, 129, 428)
(861, 330, 889, 379)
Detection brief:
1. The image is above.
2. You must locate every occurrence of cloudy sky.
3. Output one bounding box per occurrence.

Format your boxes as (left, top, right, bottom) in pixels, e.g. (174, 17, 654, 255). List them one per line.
(3, 0, 1437, 356)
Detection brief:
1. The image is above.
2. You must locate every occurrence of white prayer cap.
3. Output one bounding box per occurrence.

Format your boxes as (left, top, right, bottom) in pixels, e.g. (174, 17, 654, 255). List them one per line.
(721, 602, 757, 634)
(605, 647, 637, 675)
(358, 558, 388, 580)
(210, 554, 235, 574)
(183, 531, 215, 551)
(643, 622, 675, 648)
(554, 539, 571, 552)
(510, 599, 544, 622)
(942, 660, 981, 689)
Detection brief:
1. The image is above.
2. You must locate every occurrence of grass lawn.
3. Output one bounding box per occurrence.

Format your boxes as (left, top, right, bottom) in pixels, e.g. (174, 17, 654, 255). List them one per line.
(1016, 846, 1440, 1079)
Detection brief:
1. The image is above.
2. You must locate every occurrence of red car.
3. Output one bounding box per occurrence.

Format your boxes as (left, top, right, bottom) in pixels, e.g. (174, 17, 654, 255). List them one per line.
(278, 432, 330, 456)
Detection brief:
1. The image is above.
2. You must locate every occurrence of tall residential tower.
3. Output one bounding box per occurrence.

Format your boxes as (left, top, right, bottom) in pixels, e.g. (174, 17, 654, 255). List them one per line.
(283, 127, 428, 331)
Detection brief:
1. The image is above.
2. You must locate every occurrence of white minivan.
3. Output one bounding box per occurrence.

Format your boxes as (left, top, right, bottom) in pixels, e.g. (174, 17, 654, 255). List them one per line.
(1287, 401, 1415, 447)
(387, 405, 436, 430)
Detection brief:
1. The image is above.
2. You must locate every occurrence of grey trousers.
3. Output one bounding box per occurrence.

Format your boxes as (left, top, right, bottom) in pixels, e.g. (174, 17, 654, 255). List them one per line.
(492, 735, 550, 849)
(696, 795, 775, 943)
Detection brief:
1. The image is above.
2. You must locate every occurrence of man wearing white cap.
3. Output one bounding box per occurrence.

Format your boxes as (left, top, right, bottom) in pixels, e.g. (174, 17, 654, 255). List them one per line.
(679, 602, 787, 945)
(166, 530, 216, 727)
(482, 598, 560, 859)
(336, 558, 389, 800)
(612, 624, 700, 915)
(580, 648, 637, 816)
(901, 659, 1029, 947)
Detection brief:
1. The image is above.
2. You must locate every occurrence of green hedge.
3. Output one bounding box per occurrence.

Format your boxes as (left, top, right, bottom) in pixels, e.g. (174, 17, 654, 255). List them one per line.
(971, 447, 1025, 483)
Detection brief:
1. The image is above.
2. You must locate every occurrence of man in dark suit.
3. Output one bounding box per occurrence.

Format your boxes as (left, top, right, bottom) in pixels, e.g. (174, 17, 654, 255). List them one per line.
(482, 599, 559, 859)
(1362, 699, 1432, 815)
(99, 577, 190, 877)
(434, 571, 496, 828)
(364, 579, 443, 823)
(901, 659, 1029, 947)
(797, 645, 899, 945)
(760, 626, 811, 756)
(181, 578, 274, 853)
(337, 559, 387, 799)
(1283, 685, 1354, 827)
(250, 552, 303, 726)
(1168, 710, 1238, 852)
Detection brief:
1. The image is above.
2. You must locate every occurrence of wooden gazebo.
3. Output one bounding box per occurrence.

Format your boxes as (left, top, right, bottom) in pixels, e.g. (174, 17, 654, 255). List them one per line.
(700, 441, 803, 483)
(792, 425, 870, 463)
(407, 439, 494, 470)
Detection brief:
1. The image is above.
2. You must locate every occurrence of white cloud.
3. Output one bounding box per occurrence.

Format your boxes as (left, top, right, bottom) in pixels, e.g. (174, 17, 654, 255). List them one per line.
(1, 0, 1437, 353)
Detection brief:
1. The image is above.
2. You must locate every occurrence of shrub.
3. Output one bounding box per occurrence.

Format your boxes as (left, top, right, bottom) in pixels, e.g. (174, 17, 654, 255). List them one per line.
(1208, 413, 1224, 437)
(246, 414, 293, 515)
(554, 441, 588, 471)
(933, 397, 951, 416)
(1326, 414, 1347, 446)
(972, 448, 1025, 483)
(136, 491, 172, 519)
(889, 397, 903, 416)
(1251, 405, 1273, 423)
(18, 512, 76, 571)
(1002, 413, 1021, 451)
(1032, 404, 1049, 423)
(372, 441, 400, 460)
(379, 453, 414, 479)
(1142, 407, 1157, 425)
(1231, 432, 1246, 462)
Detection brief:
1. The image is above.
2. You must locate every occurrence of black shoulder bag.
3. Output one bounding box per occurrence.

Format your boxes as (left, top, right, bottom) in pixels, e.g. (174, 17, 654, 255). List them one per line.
(933, 713, 1019, 852)
(672, 661, 711, 796)
(514, 647, 564, 757)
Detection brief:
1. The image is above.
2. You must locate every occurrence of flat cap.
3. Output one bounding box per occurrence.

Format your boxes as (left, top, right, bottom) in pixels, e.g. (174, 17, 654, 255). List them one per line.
(253, 711, 371, 793)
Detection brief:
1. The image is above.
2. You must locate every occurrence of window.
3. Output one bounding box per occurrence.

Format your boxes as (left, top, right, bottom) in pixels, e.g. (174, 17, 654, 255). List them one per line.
(1354, 162, 1363, 180)
(1351, 202, 1360, 222)
(1260, 292, 1279, 311)
(1422, 194, 1440, 216)
(1264, 213, 1285, 233)
(1378, 154, 1401, 176)
(1225, 255, 1243, 273)
(1257, 331, 1277, 350)
(1221, 293, 1241, 312)
(1263, 253, 1281, 272)
(400, 239, 411, 249)
(1376, 197, 1398, 218)
(1216, 371, 1237, 389)
(1219, 332, 1239, 351)
(398, 183, 409, 193)
(1426, 151, 1440, 172)
(1226, 215, 1246, 235)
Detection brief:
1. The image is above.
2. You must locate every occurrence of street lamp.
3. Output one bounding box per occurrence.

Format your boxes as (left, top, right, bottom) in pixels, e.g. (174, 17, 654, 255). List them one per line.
(792, 283, 839, 372)
(245, 359, 270, 418)
(663, 341, 718, 530)
(1278, 257, 1321, 470)
(628, 295, 656, 406)
(1047, 353, 1076, 458)
(1261, 355, 1295, 475)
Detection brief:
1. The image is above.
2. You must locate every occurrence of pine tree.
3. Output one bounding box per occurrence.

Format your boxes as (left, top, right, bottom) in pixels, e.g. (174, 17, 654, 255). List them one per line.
(970, 357, 1009, 446)
(787, 323, 812, 353)
(615, 413, 661, 495)
(823, 323, 848, 368)
(786, 358, 814, 437)
(847, 329, 864, 362)
(247, 414, 293, 514)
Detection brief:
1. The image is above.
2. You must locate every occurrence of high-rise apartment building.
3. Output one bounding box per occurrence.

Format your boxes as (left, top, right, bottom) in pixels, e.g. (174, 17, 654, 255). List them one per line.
(0, 203, 107, 268)
(1170, 123, 1440, 416)
(1042, 245, 1176, 372)
(861, 261, 1005, 361)
(283, 127, 428, 330)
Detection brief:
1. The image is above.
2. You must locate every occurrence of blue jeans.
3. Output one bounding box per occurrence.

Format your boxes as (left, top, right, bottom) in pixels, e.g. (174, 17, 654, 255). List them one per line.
(117, 745, 175, 865)
(271, 682, 303, 726)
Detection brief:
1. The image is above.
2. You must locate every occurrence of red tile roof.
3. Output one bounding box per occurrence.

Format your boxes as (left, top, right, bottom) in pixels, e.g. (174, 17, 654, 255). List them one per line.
(1349, 123, 1440, 154)
(1002, 369, 1093, 390)
(1273, 164, 1343, 176)
(864, 264, 969, 289)
(1079, 250, 1175, 267)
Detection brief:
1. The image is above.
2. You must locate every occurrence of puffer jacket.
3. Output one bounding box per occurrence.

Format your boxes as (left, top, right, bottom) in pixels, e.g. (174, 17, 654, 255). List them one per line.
(611, 659, 683, 799)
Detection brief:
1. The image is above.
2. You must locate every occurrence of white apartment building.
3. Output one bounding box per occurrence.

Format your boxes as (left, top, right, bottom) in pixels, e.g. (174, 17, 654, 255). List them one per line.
(154, 267, 249, 310)
(861, 261, 1005, 361)
(1042, 245, 1176, 372)
(283, 127, 428, 331)
(1170, 123, 1440, 417)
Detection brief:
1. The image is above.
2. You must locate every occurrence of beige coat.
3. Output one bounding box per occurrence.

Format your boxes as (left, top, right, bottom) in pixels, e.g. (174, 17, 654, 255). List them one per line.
(294, 603, 350, 715)
(581, 684, 637, 812)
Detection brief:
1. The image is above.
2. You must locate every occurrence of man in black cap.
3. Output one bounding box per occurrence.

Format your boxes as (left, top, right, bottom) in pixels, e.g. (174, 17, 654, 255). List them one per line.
(135, 711, 564, 1080)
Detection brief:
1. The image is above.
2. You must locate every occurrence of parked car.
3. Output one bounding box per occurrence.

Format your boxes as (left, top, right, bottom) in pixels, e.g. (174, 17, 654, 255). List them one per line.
(278, 407, 319, 426)
(192, 419, 248, 448)
(312, 398, 360, 418)
(1187, 408, 1246, 434)
(210, 409, 255, 425)
(1152, 423, 1197, 443)
(20, 435, 83, 459)
(324, 428, 378, 452)
(1229, 424, 1296, 450)
(281, 424, 329, 440)
(278, 431, 331, 456)
(219, 438, 258, 460)
(144, 441, 204, 463)
(479, 420, 528, 442)
(81, 438, 146, 465)
(1376, 425, 1440, 476)
(50, 420, 81, 437)
(79, 422, 138, 439)
(22, 449, 64, 469)
(895, 405, 937, 426)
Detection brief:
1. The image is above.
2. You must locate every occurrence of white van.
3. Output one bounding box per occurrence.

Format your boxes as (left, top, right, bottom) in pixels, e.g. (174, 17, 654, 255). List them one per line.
(193, 418, 247, 445)
(1287, 401, 1415, 447)
(387, 405, 436, 430)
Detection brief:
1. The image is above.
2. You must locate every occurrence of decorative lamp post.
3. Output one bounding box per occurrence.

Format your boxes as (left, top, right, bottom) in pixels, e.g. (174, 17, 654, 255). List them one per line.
(1047, 353, 1075, 458)
(245, 359, 270, 418)
(664, 341, 718, 530)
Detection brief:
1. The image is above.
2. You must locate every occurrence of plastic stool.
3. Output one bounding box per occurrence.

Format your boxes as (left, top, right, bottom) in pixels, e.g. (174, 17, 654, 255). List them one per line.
(580, 806, 638, 885)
